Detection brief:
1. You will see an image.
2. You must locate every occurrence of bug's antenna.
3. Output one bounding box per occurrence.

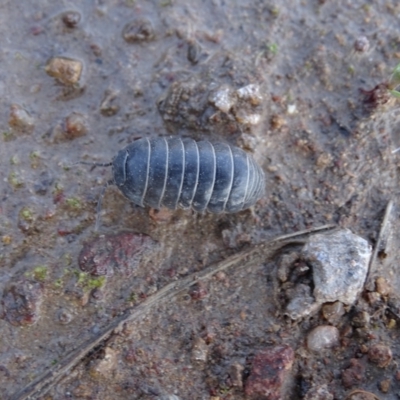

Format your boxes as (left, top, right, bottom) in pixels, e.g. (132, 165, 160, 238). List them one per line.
(79, 161, 113, 167)
(95, 179, 114, 232)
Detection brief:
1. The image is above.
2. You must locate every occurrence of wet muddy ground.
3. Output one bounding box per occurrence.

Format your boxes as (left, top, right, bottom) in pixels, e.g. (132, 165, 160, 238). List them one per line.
(2, 0, 400, 399)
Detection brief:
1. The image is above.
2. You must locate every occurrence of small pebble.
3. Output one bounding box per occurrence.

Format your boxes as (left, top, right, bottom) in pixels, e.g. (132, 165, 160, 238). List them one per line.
(354, 36, 370, 52)
(122, 19, 155, 43)
(9, 104, 35, 133)
(368, 343, 392, 368)
(342, 358, 365, 389)
(229, 363, 244, 388)
(209, 85, 234, 113)
(57, 308, 73, 325)
(64, 112, 88, 139)
(235, 111, 261, 125)
(362, 83, 391, 109)
(321, 302, 345, 325)
(1, 279, 44, 326)
(306, 325, 339, 352)
(148, 207, 173, 223)
(376, 277, 391, 296)
(187, 40, 202, 64)
(270, 114, 286, 130)
(379, 378, 390, 393)
(236, 84, 263, 105)
(351, 311, 370, 328)
(366, 291, 380, 305)
(395, 370, 400, 381)
(89, 347, 118, 378)
(2, 235, 12, 245)
(100, 89, 120, 116)
(189, 282, 207, 301)
(304, 384, 333, 400)
(45, 57, 83, 85)
(191, 337, 208, 363)
(61, 10, 81, 28)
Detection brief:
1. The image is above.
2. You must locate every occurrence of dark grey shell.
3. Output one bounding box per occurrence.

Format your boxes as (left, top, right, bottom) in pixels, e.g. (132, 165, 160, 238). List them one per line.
(112, 137, 265, 213)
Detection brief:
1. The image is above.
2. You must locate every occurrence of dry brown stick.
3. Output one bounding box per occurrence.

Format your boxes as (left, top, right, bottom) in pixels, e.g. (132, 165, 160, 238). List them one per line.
(10, 224, 336, 400)
(365, 199, 394, 291)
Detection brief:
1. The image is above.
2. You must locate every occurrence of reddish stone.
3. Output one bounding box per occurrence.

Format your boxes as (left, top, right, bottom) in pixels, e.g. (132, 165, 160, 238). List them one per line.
(189, 282, 208, 300)
(1, 279, 44, 326)
(342, 358, 365, 389)
(245, 345, 294, 400)
(79, 232, 156, 276)
(361, 83, 391, 109)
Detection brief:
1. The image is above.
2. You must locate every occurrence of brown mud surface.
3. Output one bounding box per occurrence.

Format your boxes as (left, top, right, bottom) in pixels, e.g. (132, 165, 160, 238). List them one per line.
(1, 1, 400, 399)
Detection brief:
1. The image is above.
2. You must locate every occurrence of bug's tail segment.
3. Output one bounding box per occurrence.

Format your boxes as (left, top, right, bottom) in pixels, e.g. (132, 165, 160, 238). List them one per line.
(243, 158, 265, 210)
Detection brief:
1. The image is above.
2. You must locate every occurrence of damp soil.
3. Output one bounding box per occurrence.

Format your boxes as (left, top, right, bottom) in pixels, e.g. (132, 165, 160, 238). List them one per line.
(1, 1, 400, 399)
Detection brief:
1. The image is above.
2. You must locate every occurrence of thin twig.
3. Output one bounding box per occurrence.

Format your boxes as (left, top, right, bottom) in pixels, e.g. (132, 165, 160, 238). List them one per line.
(365, 199, 394, 291)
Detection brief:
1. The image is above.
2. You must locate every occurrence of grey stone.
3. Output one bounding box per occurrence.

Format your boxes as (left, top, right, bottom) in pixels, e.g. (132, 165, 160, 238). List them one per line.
(303, 229, 371, 305)
(285, 283, 320, 320)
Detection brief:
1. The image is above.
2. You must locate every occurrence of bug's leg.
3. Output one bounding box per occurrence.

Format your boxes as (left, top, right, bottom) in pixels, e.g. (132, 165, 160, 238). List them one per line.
(94, 180, 113, 232)
(79, 161, 113, 167)
(68, 161, 112, 171)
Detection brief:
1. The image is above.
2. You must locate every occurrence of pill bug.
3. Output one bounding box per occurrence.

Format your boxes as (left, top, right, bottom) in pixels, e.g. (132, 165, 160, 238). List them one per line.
(111, 137, 265, 213)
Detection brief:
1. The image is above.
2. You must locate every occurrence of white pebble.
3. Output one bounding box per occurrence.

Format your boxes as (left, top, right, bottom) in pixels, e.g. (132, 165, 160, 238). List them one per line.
(236, 84, 263, 105)
(209, 86, 234, 113)
(307, 325, 339, 352)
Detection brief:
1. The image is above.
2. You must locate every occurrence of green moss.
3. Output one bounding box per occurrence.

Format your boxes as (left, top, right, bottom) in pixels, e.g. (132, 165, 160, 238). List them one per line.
(63, 253, 73, 266)
(9, 172, 24, 189)
(20, 207, 33, 221)
(86, 276, 106, 290)
(54, 278, 63, 288)
(29, 151, 40, 169)
(267, 43, 278, 55)
(3, 131, 14, 141)
(270, 6, 279, 17)
(33, 265, 48, 281)
(74, 270, 106, 291)
(10, 155, 19, 165)
(24, 265, 48, 281)
(128, 292, 138, 303)
(75, 271, 87, 285)
(66, 197, 81, 210)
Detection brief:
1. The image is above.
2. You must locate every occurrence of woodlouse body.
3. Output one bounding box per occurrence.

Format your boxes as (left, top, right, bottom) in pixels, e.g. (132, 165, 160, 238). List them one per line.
(112, 137, 265, 213)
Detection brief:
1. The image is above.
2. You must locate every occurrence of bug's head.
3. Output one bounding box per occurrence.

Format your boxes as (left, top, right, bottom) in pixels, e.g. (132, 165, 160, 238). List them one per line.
(112, 149, 128, 187)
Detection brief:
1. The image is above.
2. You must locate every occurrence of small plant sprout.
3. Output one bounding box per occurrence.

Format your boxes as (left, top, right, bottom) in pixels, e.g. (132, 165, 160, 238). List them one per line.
(389, 62, 400, 99)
